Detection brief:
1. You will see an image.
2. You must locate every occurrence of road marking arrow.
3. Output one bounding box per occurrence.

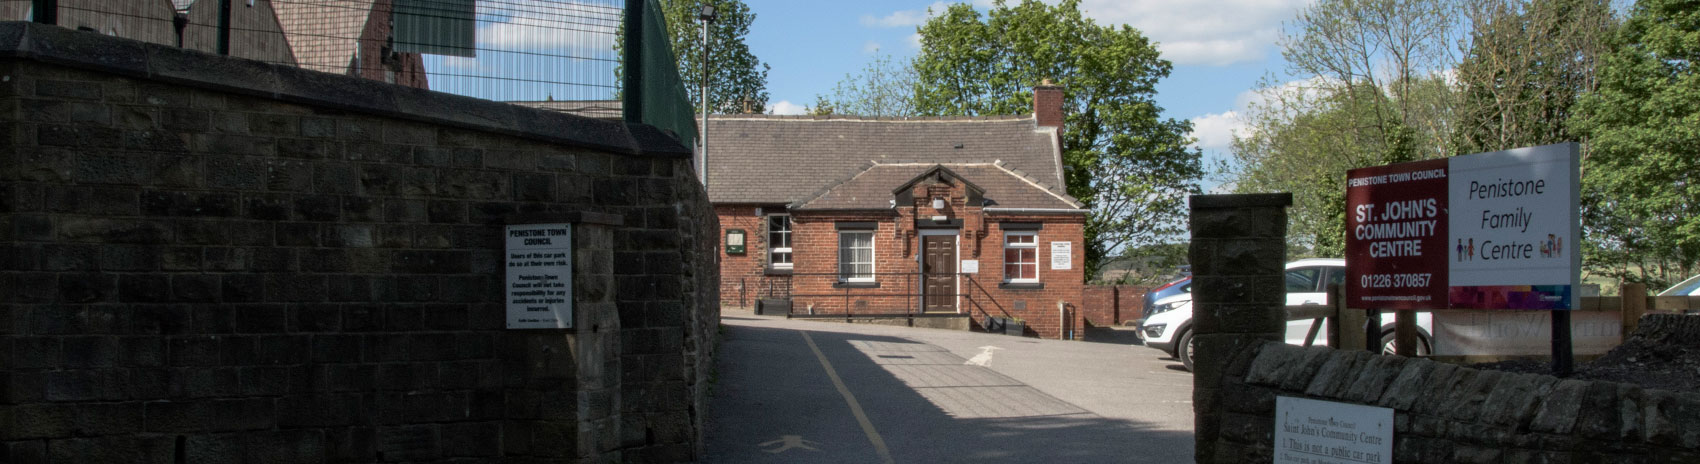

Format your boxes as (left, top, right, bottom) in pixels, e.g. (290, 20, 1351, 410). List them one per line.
(965, 345, 1002, 366)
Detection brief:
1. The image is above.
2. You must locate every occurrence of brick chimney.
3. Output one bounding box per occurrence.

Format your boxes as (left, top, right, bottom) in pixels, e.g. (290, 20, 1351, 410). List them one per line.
(1034, 79, 1064, 129)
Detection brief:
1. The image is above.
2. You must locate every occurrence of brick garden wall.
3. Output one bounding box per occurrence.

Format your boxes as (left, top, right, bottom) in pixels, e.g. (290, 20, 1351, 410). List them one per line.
(1080, 285, 1150, 327)
(0, 23, 715, 462)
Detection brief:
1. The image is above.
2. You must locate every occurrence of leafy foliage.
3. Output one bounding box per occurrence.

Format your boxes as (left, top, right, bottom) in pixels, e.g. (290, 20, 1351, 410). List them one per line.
(1568, 0, 1700, 288)
(1232, 0, 1463, 256)
(814, 53, 917, 117)
(1454, 0, 1615, 154)
(655, 0, 770, 114)
(912, 0, 1202, 278)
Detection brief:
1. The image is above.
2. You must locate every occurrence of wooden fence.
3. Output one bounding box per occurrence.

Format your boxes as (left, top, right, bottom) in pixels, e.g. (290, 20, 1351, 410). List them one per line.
(1289, 283, 1700, 357)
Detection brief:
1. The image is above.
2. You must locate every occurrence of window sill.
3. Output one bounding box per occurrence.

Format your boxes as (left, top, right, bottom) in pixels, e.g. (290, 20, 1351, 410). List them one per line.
(765, 268, 794, 276)
(834, 281, 881, 289)
(999, 282, 1044, 290)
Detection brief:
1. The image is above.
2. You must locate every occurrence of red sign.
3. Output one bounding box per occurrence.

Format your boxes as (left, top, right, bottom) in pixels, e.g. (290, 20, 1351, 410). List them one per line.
(1345, 158, 1449, 309)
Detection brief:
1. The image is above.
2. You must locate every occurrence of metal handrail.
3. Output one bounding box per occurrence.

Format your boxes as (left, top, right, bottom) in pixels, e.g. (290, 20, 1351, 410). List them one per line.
(962, 275, 1017, 330)
(769, 271, 981, 318)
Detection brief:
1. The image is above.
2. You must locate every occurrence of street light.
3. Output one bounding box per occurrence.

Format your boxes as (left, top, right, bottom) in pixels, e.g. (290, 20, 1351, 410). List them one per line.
(698, 3, 717, 185)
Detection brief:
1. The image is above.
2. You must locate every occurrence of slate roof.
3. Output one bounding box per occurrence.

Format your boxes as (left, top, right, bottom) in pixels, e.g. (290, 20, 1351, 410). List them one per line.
(273, 0, 375, 75)
(705, 114, 1065, 205)
(793, 162, 1083, 211)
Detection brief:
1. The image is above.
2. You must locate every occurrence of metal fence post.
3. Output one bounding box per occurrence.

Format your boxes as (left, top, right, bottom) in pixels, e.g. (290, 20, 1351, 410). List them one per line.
(31, 0, 56, 24)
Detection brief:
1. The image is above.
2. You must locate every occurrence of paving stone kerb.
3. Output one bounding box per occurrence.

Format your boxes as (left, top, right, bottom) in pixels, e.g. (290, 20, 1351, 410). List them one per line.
(0, 22, 719, 463)
(1188, 193, 1290, 463)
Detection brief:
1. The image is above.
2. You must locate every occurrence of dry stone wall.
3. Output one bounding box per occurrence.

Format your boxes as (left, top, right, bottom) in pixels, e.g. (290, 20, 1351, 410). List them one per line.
(0, 23, 716, 462)
(1207, 338, 1700, 463)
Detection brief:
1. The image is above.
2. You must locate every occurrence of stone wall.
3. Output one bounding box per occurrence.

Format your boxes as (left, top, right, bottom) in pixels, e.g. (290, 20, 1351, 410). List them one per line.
(1206, 341, 1700, 463)
(0, 23, 716, 462)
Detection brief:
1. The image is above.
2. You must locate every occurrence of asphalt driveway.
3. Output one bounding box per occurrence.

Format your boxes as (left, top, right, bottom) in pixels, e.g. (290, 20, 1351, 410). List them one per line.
(701, 311, 1195, 463)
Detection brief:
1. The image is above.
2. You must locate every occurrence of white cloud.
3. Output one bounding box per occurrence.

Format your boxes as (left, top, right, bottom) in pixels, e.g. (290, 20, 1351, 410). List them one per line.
(907, 33, 923, 49)
(1076, 0, 1313, 67)
(863, 0, 1311, 66)
(768, 100, 808, 115)
(1189, 111, 1244, 151)
(476, 1, 621, 51)
(860, 2, 950, 28)
(862, 41, 883, 54)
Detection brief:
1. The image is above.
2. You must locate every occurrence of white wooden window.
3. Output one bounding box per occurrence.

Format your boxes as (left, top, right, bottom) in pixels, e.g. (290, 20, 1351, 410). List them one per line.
(838, 231, 875, 282)
(768, 215, 792, 269)
(1004, 231, 1038, 283)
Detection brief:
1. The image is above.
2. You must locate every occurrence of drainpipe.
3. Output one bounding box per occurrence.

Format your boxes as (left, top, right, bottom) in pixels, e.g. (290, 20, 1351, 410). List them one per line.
(1059, 300, 1070, 340)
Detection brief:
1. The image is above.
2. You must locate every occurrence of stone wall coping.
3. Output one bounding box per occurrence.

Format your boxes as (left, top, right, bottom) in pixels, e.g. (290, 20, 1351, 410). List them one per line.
(1189, 193, 1294, 209)
(0, 21, 692, 158)
(507, 211, 626, 226)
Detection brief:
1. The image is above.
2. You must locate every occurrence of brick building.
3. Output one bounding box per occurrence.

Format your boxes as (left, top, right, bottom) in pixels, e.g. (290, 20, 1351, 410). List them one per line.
(4, 0, 427, 88)
(706, 83, 1089, 339)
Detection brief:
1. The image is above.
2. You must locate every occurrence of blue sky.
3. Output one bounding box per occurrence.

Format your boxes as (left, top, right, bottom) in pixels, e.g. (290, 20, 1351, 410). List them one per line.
(741, 0, 1315, 176)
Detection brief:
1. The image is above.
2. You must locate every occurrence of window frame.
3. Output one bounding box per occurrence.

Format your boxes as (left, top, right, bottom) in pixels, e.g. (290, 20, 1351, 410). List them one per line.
(837, 230, 876, 283)
(1003, 231, 1040, 284)
(767, 214, 792, 270)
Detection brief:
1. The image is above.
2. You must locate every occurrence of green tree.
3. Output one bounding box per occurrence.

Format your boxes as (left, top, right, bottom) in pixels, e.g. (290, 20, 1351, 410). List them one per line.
(1568, 0, 1700, 288)
(804, 95, 836, 116)
(1230, 0, 1463, 256)
(1454, 0, 1615, 154)
(1232, 82, 1403, 256)
(655, 0, 770, 114)
(912, 0, 1202, 278)
(816, 53, 918, 117)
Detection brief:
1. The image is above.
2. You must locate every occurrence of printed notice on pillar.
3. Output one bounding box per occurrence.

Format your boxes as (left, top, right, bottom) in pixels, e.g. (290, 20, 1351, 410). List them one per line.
(506, 223, 572, 329)
(1274, 396, 1392, 464)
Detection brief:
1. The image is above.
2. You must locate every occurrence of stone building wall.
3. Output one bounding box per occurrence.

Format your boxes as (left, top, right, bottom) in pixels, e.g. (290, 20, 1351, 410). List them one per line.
(0, 23, 715, 462)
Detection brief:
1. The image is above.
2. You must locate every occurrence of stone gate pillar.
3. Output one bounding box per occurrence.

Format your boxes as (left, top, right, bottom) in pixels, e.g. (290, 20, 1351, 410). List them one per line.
(1189, 193, 1290, 463)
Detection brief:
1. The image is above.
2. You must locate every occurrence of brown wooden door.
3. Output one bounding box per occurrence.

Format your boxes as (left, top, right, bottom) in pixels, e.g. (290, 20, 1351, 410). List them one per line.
(923, 235, 957, 312)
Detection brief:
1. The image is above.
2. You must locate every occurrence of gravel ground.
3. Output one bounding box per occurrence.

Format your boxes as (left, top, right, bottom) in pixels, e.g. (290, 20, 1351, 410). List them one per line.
(1471, 314, 1700, 391)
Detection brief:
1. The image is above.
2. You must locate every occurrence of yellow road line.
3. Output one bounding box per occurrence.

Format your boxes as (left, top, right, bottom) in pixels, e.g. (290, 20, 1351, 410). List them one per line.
(801, 330, 895, 464)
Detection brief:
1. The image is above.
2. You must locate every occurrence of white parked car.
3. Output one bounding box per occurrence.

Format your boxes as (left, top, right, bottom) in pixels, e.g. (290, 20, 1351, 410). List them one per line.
(1136, 258, 1434, 371)
(1659, 275, 1700, 297)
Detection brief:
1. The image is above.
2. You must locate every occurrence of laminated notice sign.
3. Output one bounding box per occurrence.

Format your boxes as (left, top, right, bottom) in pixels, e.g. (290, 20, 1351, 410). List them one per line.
(506, 223, 572, 329)
(1050, 242, 1072, 270)
(1275, 396, 1392, 464)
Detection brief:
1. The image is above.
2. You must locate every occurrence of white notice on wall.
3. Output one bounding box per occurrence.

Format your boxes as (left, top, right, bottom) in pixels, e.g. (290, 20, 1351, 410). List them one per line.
(1050, 242, 1072, 270)
(1274, 396, 1392, 464)
(506, 223, 573, 329)
(960, 260, 979, 273)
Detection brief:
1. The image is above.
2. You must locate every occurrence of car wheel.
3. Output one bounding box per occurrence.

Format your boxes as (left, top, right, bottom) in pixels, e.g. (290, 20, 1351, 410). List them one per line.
(1177, 329, 1195, 372)
(1380, 331, 1431, 356)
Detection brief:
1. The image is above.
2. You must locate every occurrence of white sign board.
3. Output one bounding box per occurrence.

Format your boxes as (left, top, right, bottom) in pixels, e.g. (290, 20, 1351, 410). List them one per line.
(1433, 310, 1622, 356)
(1274, 396, 1392, 464)
(960, 259, 979, 274)
(1446, 144, 1581, 310)
(1050, 241, 1072, 270)
(506, 223, 572, 329)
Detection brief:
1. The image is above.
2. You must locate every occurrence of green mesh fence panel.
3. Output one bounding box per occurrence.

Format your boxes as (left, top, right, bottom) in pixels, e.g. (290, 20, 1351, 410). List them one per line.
(624, 0, 696, 148)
